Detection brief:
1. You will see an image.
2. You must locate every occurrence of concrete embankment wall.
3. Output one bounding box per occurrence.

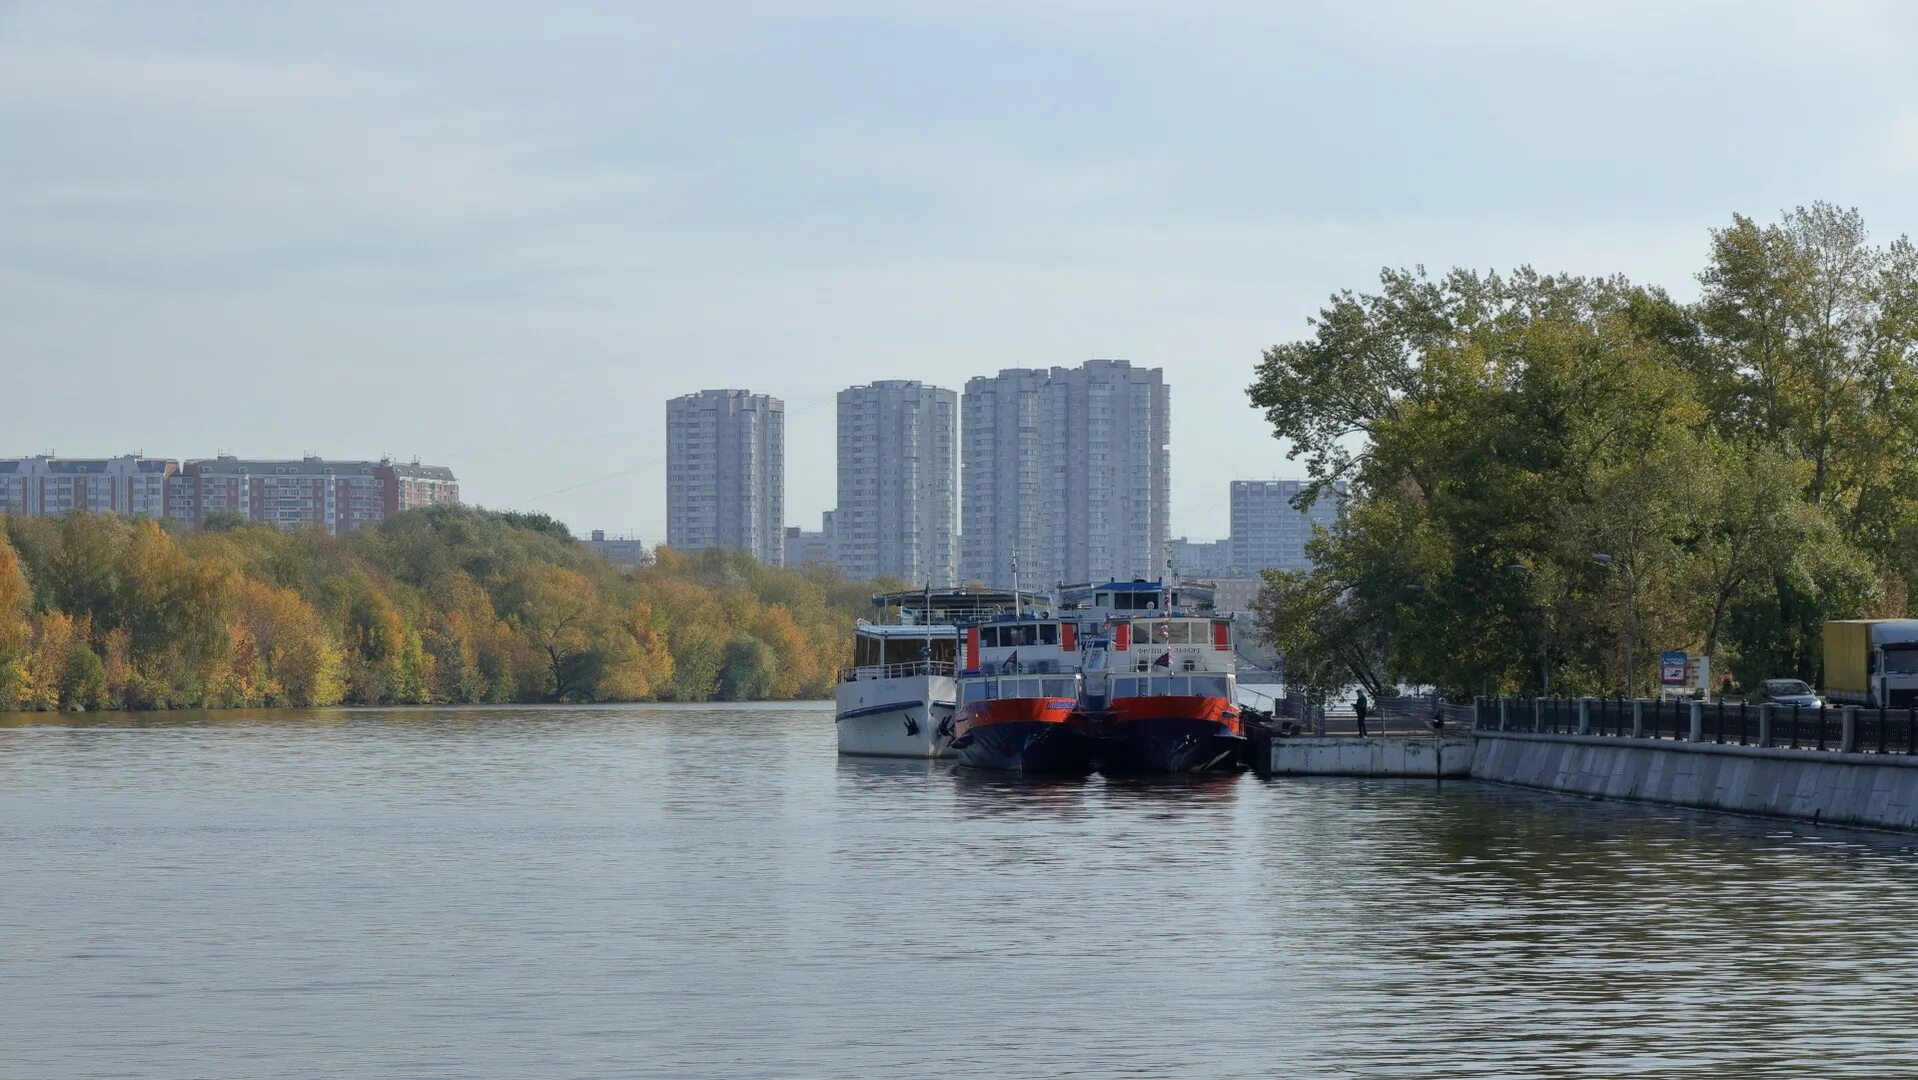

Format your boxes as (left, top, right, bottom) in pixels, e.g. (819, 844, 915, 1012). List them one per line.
(1471, 731, 1918, 831)
(1268, 736, 1473, 778)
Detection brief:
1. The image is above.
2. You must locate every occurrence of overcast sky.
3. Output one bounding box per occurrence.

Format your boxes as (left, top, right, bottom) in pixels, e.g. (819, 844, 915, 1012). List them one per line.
(5, 1, 1917, 541)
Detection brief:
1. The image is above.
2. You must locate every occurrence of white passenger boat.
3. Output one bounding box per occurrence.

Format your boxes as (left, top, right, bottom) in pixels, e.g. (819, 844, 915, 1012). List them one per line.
(836, 588, 1036, 758)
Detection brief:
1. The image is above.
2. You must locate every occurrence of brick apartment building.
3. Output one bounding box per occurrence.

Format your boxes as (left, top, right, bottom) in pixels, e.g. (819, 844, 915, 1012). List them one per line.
(164, 456, 459, 534)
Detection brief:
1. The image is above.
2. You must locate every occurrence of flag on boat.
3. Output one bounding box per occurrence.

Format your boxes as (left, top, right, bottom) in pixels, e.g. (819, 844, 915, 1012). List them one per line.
(1153, 650, 1172, 668)
(1003, 650, 1018, 672)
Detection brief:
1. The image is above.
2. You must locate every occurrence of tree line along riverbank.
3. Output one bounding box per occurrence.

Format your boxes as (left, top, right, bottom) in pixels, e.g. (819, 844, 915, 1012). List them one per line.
(0, 506, 880, 711)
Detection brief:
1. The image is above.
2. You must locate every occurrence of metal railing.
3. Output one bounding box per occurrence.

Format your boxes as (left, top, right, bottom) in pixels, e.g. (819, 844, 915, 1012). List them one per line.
(839, 660, 957, 682)
(1474, 696, 1918, 757)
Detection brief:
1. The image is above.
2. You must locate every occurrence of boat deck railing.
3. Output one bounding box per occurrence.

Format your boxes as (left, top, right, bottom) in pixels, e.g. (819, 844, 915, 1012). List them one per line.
(839, 660, 957, 683)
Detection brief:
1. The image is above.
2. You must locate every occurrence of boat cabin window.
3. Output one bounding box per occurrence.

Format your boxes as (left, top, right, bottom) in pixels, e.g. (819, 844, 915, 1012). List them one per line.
(1132, 618, 1202, 644)
(1108, 674, 1229, 698)
(982, 622, 1055, 648)
(1044, 677, 1077, 699)
(855, 634, 956, 668)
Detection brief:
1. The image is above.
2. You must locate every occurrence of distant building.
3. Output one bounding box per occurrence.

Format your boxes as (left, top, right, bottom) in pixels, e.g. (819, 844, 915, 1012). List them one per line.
(165, 456, 458, 534)
(834, 380, 957, 586)
(785, 511, 836, 569)
(960, 367, 1050, 589)
(1209, 577, 1266, 615)
(1170, 537, 1235, 581)
(0, 454, 176, 517)
(1229, 479, 1346, 573)
(960, 359, 1170, 590)
(584, 530, 647, 567)
(666, 389, 785, 566)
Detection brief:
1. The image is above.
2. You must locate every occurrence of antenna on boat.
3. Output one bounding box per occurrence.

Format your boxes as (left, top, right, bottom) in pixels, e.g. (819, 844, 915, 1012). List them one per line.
(1010, 550, 1022, 617)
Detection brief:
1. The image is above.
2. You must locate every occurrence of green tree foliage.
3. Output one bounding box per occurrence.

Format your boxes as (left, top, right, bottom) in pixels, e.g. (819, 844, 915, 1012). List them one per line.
(1248, 205, 1918, 698)
(0, 505, 870, 712)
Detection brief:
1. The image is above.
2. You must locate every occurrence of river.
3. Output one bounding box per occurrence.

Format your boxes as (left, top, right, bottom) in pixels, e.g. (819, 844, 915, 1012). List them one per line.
(4, 703, 1917, 1078)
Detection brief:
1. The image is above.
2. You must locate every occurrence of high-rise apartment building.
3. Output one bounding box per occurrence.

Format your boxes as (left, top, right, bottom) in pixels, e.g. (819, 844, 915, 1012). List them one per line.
(1229, 479, 1346, 572)
(164, 456, 458, 534)
(1043, 359, 1170, 588)
(960, 368, 1049, 588)
(834, 380, 957, 586)
(960, 360, 1170, 590)
(666, 389, 785, 565)
(0, 455, 177, 517)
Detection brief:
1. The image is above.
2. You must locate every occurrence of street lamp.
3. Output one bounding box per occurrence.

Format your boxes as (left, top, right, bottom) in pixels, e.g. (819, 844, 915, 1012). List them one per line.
(1592, 552, 1635, 698)
(1505, 563, 1549, 697)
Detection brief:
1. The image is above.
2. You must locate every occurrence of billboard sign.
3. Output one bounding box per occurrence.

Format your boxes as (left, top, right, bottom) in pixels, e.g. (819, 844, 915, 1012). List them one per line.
(1660, 650, 1689, 686)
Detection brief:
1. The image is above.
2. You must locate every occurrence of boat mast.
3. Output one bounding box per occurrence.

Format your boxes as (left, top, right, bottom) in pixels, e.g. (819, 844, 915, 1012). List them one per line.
(1010, 550, 1021, 617)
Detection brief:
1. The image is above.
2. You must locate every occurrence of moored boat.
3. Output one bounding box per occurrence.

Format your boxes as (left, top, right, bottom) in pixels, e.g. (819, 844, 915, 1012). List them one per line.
(1070, 581, 1244, 774)
(835, 588, 1036, 758)
(951, 613, 1092, 773)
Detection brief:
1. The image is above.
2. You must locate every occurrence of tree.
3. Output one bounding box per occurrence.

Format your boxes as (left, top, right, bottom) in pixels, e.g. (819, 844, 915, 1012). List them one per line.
(503, 564, 608, 701)
(717, 632, 777, 700)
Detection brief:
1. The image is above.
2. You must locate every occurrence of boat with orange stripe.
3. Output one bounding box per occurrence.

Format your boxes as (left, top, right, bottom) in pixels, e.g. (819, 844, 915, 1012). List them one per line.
(951, 613, 1094, 773)
(1066, 581, 1244, 774)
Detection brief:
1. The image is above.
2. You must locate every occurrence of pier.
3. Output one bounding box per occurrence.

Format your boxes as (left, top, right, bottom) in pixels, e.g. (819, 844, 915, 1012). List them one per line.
(1250, 695, 1918, 832)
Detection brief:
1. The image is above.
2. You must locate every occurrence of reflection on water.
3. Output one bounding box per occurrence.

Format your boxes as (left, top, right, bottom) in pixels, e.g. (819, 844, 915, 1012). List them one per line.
(4, 706, 1918, 1078)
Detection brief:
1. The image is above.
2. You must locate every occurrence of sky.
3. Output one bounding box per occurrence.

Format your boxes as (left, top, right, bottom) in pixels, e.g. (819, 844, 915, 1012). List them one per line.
(5, 1, 1918, 542)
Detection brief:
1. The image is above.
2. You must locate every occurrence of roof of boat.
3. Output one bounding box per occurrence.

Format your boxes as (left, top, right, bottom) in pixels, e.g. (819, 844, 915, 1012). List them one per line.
(852, 623, 962, 638)
(869, 587, 1044, 605)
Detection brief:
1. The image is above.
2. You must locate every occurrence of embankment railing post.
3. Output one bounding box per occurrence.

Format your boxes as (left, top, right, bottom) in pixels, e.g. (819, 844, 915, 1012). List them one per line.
(1759, 704, 1773, 748)
(1631, 700, 1644, 739)
(1841, 706, 1858, 754)
(1578, 698, 1591, 735)
(1688, 701, 1703, 743)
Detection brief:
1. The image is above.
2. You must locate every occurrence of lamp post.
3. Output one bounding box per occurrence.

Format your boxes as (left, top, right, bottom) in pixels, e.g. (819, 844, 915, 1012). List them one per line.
(1506, 563, 1549, 698)
(1592, 552, 1634, 698)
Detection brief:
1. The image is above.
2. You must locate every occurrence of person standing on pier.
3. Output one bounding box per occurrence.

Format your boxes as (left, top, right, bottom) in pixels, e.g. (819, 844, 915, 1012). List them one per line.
(1354, 690, 1370, 737)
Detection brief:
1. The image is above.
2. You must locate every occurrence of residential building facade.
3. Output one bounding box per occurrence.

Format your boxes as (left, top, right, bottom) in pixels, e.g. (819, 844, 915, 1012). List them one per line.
(164, 456, 458, 534)
(1229, 479, 1346, 573)
(0, 455, 177, 517)
(960, 360, 1170, 589)
(785, 511, 836, 569)
(959, 367, 1049, 588)
(1170, 536, 1235, 581)
(834, 380, 957, 586)
(665, 389, 785, 565)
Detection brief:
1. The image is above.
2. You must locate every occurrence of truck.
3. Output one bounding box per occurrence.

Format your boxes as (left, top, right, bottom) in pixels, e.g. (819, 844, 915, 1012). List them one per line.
(1821, 619, 1918, 707)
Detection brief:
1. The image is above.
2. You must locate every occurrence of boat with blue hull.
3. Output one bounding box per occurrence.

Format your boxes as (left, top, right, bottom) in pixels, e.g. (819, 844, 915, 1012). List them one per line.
(953, 612, 1093, 773)
(953, 672, 1092, 773)
(1063, 581, 1245, 775)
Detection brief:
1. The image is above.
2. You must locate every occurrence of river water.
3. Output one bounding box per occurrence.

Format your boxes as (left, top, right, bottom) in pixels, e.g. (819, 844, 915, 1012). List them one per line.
(4, 703, 1918, 1079)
